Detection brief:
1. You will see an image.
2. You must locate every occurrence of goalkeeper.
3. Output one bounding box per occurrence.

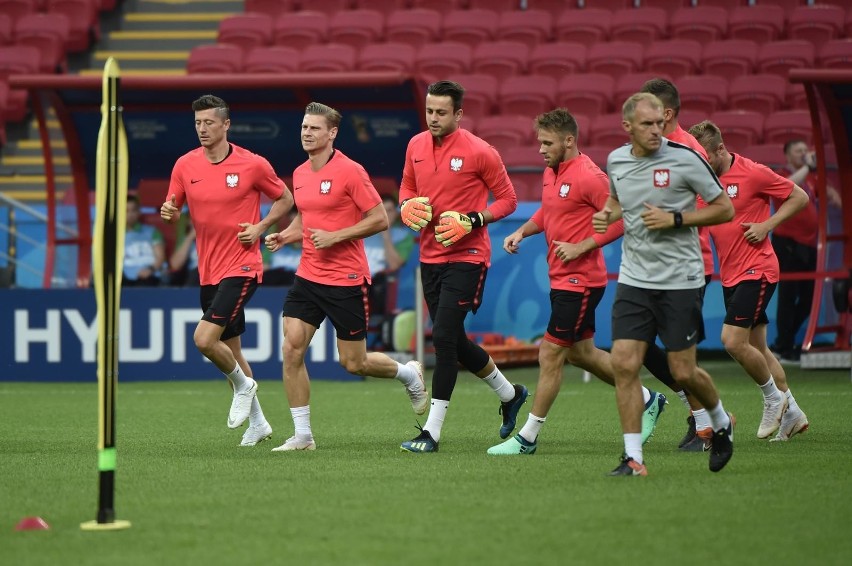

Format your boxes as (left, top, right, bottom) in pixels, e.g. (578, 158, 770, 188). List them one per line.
(398, 80, 522, 454)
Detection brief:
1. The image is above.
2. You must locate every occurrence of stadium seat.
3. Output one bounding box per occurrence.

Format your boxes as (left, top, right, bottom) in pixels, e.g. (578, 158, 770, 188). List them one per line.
(581, 145, 614, 171)
(847, 7, 852, 40)
(756, 40, 815, 79)
(675, 109, 705, 133)
(0, 0, 36, 26)
(476, 114, 536, 155)
(709, 110, 765, 150)
(14, 13, 70, 73)
(466, 0, 523, 10)
(328, 9, 384, 50)
(245, 0, 295, 16)
(668, 6, 727, 45)
(293, 0, 350, 12)
(741, 143, 787, 170)
(612, 72, 671, 111)
(702, 40, 758, 79)
(217, 14, 273, 53)
(47, 0, 100, 53)
(526, 0, 580, 17)
(441, 9, 498, 46)
(554, 9, 611, 45)
(506, 177, 539, 202)
(528, 42, 587, 78)
(786, 82, 807, 110)
(579, 0, 632, 8)
(0, 14, 11, 46)
(676, 75, 728, 116)
(643, 40, 701, 80)
(416, 42, 472, 80)
(471, 41, 529, 82)
(728, 74, 787, 115)
(728, 5, 785, 44)
(788, 5, 845, 48)
(590, 113, 628, 148)
(187, 43, 243, 74)
(501, 146, 545, 202)
(357, 42, 415, 73)
(587, 41, 644, 78)
(299, 43, 356, 72)
(273, 11, 327, 50)
(245, 45, 300, 73)
(447, 73, 498, 119)
(0, 45, 40, 121)
(817, 38, 852, 70)
(610, 7, 668, 44)
(496, 10, 551, 48)
(384, 8, 441, 48)
(498, 75, 557, 117)
(557, 73, 615, 117)
(763, 110, 813, 146)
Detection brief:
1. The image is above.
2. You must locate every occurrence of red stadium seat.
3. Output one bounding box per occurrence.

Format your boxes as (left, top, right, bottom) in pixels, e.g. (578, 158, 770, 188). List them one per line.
(847, 7, 852, 40)
(0, 14, 11, 46)
(582, 145, 614, 171)
(441, 9, 498, 46)
(466, 0, 523, 10)
(502, 146, 545, 202)
(788, 5, 845, 48)
(299, 43, 356, 72)
(675, 109, 705, 133)
(643, 40, 702, 80)
(498, 75, 557, 117)
(273, 11, 327, 50)
(187, 43, 243, 74)
(0, 45, 39, 122)
(728, 5, 785, 44)
(528, 42, 587, 78)
(497, 10, 551, 48)
(557, 73, 616, 117)
(328, 9, 384, 50)
(385, 9, 441, 48)
(245, 0, 295, 16)
(709, 110, 765, 150)
(818, 39, 852, 70)
(613, 73, 671, 111)
(610, 7, 668, 44)
(471, 41, 529, 82)
(294, 0, 350, 13)
(555, 9, 611, 45)
(676, 75, 728, 116)
(447, 73, 498, 120)
(416, 42, 472, 80)
(578, 0, 632, 8)
(587, 41, 644, 78)
(668, 6, 727, 45)
(785, 82, 807, 110)
(741, 144, 787, 170)
(526, 0, 579, 17)
(728, 74, 787, 115)
(47, 0, 100, 53)
(14, 13, 70, 73)
(702, 40, 758, 79)
(756, 40, 815, 79)
(476, 114, 536, 155)
(358, 42, 415, 73)
(218, 13, 273, 53)
(763, 110, 813, 146)
(244, 45, 300, 73)
(0, 0, 36, 26)
(590, 113, 629, 148)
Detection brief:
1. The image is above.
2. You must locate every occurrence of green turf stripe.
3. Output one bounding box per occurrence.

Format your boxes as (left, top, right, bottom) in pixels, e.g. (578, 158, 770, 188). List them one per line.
(98, 448, 117, 471)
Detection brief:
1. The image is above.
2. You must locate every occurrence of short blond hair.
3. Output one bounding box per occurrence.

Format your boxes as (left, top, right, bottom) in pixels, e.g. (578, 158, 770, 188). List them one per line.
(688, 120, 724, 150)
(305, 101, 342, 129)
(622, 92, 664, 122)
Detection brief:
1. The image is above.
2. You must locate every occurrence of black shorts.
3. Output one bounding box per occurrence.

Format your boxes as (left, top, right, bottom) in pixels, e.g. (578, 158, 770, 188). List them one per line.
(421, 262, 487, 318)
(544, 287, 605, 347)
(723, 277, 776, 328)
(612, 283, 704, 352)
(282, 275, 369, 341)
(200, 276, 258, 341)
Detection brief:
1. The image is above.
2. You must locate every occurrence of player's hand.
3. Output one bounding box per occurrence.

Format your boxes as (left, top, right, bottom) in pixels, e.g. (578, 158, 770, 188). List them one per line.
(309, 228, 337, 249)
(434, 211, 472, 247)
(160, 194, 179, 222)
(264, 232, 284, 252)
(553, 241, 586, 263)
(401, 197, 432, 232)
(741, 222, 770, 244)
(592, 207, 611, 233)
(503, 232, 523, 254)
(237, 222, 263, 245)
(641, 203, 673, 230)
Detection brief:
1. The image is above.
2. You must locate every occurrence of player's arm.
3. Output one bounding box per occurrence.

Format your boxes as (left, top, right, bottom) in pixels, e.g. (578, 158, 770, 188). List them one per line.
(238, 187, 295, 245)
(265, 212, 302, 251)
(503, 217, 542, 254)
(744, 184, 809, 244)
(170, 227, 196, 271)
(162, 164, 185, 224)
(309, 202, 388, 250)
(478, 147, 518, 222)
(592, 195, 621, 233)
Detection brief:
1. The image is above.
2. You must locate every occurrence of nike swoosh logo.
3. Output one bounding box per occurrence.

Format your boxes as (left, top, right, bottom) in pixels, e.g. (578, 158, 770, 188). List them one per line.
(457, 300, 471, 305)
(414, 159, 424, 163)
(212, 314, 226, 319)
(349, 329, 364, 335)
(554, 327, 569, 332)
(734, 316, 749, 321)
(686, 331, 697, 340)
(191, 179, 202, 184)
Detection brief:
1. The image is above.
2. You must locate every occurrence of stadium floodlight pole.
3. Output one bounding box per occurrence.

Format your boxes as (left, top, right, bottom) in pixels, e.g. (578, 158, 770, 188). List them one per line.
(81, 57, 131, 532)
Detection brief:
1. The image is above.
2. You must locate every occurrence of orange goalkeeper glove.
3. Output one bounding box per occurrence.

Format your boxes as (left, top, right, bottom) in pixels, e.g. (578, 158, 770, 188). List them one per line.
(400, 197, 433, 232)
(434, 211, 484, 247)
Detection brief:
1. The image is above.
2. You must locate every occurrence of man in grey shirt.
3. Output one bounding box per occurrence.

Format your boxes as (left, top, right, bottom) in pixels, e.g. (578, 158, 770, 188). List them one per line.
(593, 92, 736, 477)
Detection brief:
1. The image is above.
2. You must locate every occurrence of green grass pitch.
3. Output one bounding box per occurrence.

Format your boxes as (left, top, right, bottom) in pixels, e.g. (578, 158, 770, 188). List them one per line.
(2, 361, 851, 565)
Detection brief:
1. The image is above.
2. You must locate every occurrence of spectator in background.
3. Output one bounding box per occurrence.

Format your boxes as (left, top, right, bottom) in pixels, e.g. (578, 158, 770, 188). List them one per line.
(124, 194, 166, 286)
(169, 222, 199, 287)
(263, 206, 302, 286)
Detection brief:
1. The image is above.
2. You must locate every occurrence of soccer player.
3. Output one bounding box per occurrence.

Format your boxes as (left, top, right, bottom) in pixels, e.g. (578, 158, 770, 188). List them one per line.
(486, 108, 667, 456)
(160, 94, 294, 447)
(640, 77, 716, 451)
(690, 120, 811, 441)
(264, 102, 428, 452)
(397, 80, 524, 453)
(593, 93, 735, 476)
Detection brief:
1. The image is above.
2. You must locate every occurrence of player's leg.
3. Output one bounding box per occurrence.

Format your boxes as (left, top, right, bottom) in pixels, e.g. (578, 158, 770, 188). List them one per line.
(224, 335, 273, 446)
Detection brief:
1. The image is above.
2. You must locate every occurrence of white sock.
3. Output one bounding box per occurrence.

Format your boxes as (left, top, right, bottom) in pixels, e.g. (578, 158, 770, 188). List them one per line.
(290, 405, 312, 439)
(676, 390, 690, 410)
(693, 408, 712, 431)
(482, 367, 516, 402)
(394, 361, 418, 388)
(624, 433, 643, 464)
(248, 396, 265, 427)
(226, 363, 249, 391)
(759, 375, 781, 399)
(785, 388, 801, 413)
(423, 399, 449, 442)
(707, 402, 732, 432)
(519, 414, 546, 443)
(641, 386, 651, 405)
